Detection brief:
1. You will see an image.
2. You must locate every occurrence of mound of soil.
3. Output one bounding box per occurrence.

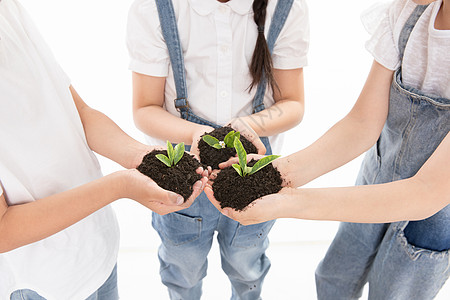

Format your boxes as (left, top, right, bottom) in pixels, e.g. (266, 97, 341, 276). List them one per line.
(212, 160, 282, 211)
(198, 126, 258, 169)
(137, 149, 202, 201)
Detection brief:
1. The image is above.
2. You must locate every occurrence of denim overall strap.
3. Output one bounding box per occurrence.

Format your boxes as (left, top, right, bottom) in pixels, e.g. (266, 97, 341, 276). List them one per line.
(398, 4, 429, 63)
(251, 0, 294, 155)
(155, 0, 294, 154)
(155, 0, 219, 128)
(252, 0, 295, 114)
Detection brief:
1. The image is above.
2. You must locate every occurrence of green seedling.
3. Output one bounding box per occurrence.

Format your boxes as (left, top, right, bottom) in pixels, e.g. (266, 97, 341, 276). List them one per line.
(202, 130, 241, 149)
(232, 138, 280, 177)
(156, 141, 185, 167)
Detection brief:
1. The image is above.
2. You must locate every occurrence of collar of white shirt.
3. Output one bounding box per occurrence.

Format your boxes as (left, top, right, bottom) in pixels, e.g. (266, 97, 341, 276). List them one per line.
(187, 0, 253, 16)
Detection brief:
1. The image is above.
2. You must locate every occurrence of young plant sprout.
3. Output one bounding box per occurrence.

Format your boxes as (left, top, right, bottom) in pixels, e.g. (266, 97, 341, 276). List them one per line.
(156, 140, 185, 167)
(202, 130, 241, 149)
(232, 138, 280, 177)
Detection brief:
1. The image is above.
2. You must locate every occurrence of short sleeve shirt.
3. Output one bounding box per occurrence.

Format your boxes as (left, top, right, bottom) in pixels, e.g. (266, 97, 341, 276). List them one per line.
(127, 0, 310, 149)
(363, 0, 450, 99)
(0, 0, 119, 298)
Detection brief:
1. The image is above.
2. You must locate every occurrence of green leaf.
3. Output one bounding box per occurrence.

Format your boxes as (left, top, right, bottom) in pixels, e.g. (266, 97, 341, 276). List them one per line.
(233, 132, 241, 143)
(156, 154, 172, 167)
(244, 166, 253, 176)
(213, 144, 223, 149)
(166, 140, 175, 164)
(224, 130, 236, 147)
(173, 142, 185, 165)
(249, 155, 281, 175)
(234, 138, 247, 172)
(202, 135, 220, 147)
(224, 130, 241, 148)
(232, 164, 243, 177)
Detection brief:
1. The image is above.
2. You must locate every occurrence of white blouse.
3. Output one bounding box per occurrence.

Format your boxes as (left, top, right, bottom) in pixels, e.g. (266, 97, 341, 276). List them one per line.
(127, 0, 310, 150)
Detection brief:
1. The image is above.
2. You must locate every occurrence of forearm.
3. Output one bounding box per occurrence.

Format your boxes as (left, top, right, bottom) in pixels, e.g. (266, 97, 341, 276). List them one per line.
(284, 177, 445, 223)
(70, 86, 148, 168)
(279, 62, 392, 187)
(281, 114, 381, 187)
(239, 99, 304, 137)
(80, 106, 149, 168)
(134, 105, 213, 144)
(0, 173, 123, 253)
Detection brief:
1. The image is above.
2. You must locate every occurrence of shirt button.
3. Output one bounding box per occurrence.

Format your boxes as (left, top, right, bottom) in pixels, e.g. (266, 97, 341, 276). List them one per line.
(220, 91, 228, 98)
(220, 45, 229, 53)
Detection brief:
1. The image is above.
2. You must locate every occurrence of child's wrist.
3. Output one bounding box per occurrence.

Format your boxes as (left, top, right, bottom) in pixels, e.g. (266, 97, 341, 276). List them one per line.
(191, 125, 214, 141)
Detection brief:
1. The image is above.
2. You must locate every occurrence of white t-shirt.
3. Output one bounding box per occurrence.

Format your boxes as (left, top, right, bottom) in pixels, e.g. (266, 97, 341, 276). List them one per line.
(363, 0, 450, 99)
(0, 1, 119, 299)
(127, 0, 310, 152)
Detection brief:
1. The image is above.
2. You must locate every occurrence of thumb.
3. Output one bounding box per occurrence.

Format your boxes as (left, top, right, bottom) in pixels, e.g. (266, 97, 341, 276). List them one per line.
(149, 182, 184, 205)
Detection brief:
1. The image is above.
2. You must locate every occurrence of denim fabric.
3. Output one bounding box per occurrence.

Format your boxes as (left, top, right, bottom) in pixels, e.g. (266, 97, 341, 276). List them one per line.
(153, 136, 276, 300)
(10, 265, 118, 300)
(315, 5, 450, 300)
(154, 0, 293, 299)
(153, 193, 275, 300)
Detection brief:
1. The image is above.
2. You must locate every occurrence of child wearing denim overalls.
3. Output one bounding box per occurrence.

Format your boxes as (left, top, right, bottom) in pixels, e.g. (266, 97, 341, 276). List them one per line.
(126, 0, 309, 299)
(316, 1, 449, 299)
(205, 0, 449, 298)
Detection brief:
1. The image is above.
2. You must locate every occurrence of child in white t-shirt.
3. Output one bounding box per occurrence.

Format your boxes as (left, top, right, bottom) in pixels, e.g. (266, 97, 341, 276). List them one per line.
(0, 1, 207, 299)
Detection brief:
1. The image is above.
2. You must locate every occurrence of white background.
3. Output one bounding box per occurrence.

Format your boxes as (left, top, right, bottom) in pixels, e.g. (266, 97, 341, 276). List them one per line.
(18, 0, 450, 299)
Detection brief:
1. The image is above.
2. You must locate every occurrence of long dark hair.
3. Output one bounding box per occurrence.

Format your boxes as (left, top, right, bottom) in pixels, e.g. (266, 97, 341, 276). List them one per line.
(249, 0, 278, 92)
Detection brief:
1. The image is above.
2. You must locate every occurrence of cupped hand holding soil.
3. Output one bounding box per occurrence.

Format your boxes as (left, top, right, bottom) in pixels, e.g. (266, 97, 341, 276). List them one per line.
(198, 126, 258, 169)
(210, 159, 283, 211)
(137, 149, 205, 201)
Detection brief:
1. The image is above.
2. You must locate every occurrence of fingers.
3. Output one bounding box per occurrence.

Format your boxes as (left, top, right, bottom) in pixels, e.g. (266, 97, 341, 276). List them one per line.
(147, 181, 184, 206)
(191, 177, 208, 199)
(204, 185, 222, 212)
(209, 169, 219, 180)
(218, 157, 240, 169)
(253, 138, 266, 155)
(197, 166, 212, 178)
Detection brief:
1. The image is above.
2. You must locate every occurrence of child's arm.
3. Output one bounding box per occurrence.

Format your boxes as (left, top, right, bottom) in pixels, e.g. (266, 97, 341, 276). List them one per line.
(220, 61, 393, 186)
(207, 132, 449, 225)
(276, 61, 393, 187)
(0, 170, 207, 253)
(232, 68, 305, 137)
(70, 86, 156, 169)
(131, 72, 214, 145)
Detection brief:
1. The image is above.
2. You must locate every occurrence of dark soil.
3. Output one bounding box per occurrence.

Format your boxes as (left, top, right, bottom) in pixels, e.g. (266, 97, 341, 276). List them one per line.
(137, 150, 203, 201)
(212, 160, 283, 211)
(198, 126, 258, 169)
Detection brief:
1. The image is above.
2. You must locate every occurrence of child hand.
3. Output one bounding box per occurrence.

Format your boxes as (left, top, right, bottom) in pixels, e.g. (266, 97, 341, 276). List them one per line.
(218, 155, 291, 187)
(190, 125, 215, 159)
(130, 145, 164, 169)
(119, 169, 207, 215)
(228, 118, 266, 155)
(204, 183, 292, 225)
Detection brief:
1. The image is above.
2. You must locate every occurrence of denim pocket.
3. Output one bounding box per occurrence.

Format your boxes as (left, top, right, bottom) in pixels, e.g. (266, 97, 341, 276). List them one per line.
(231, 220, 275, 249)
(395, 221, 450, 261)
(152, 212, 202, 246)
(356, 144, 382, 185)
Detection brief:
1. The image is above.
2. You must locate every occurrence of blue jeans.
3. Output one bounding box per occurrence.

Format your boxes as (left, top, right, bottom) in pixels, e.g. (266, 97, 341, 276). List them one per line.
(153, 192, 274, 300)
(10, 265, 118, 300)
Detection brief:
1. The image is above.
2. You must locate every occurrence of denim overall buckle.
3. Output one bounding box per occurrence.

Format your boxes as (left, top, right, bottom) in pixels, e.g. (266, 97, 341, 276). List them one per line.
(174, 98, 190, 112)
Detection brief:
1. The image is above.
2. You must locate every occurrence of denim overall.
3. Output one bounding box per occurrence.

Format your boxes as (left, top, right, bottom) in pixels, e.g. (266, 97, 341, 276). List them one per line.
(153, 1, 294, 299)
(316, 5, 450, 300)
